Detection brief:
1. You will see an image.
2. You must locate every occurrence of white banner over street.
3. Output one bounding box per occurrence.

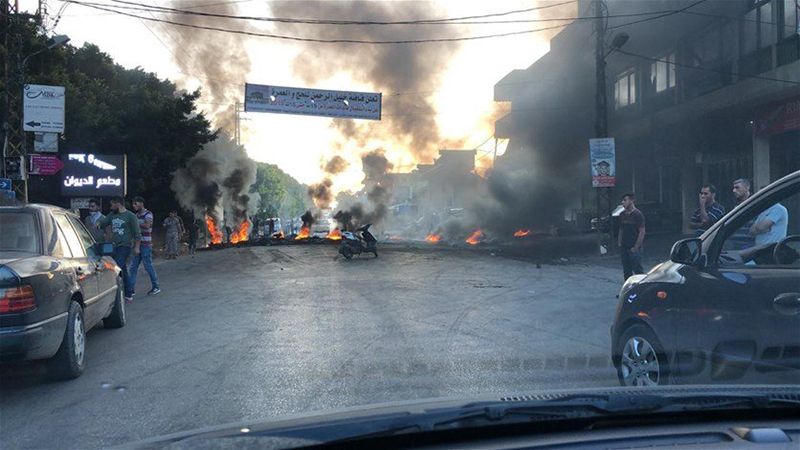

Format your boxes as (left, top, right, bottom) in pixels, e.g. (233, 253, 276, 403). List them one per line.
(23, 84, 66, 133)
(244, 84, 381, 120)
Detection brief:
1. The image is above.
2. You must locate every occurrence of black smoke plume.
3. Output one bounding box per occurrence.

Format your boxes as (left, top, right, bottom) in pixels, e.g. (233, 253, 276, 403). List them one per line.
(164, 1, 251, 134)
(269, 1, 461, 162)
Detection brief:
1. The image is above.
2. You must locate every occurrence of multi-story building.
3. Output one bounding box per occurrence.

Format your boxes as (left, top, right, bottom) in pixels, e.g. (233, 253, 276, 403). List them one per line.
(495, 0, 800, 232)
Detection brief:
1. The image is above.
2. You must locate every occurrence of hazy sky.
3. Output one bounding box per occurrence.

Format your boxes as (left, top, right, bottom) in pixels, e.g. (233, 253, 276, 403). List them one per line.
(21, 0, 572, 192)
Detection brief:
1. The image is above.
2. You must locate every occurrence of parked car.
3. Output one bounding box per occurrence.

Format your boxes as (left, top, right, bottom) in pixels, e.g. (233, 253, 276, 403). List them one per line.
(611, 170, 800, 386)
(0, 204, 126, 379)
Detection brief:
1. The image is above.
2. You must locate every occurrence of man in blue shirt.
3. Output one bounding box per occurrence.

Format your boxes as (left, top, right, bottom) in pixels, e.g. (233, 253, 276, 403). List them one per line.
(689, 184, 726, 235)
(750, 202, 788, 246)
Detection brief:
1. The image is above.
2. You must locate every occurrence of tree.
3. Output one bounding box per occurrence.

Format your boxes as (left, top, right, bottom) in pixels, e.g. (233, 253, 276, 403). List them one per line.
(252, 162, 311, 219)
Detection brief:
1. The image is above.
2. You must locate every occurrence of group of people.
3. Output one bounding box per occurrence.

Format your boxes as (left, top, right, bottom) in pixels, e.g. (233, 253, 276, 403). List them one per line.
(83, 196, 201, 303)
(616, 177, 789, 280)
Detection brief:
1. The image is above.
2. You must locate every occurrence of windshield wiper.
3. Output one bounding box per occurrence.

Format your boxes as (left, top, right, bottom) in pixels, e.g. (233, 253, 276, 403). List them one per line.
(444, 393, 800, 426)
(326, 393, 800, 444)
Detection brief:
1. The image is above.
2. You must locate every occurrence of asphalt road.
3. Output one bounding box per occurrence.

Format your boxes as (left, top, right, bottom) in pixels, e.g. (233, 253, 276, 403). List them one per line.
(0, 243, 624, 449)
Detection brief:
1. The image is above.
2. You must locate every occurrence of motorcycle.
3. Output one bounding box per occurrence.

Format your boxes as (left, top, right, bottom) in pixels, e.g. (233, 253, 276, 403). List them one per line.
(338, 224, 378, 260)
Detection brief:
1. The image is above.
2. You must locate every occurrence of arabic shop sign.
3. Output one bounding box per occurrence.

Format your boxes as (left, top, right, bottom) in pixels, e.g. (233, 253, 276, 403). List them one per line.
(61, 153, 126, 197)
(244, 83, 382, 120)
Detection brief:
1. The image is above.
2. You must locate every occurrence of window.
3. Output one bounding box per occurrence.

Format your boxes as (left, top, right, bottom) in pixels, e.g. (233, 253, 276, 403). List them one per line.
(69, 216, 99, 258)
(54, 214, 86, 258)
(760, 1, 777, 46)
(650, 53, 676, 92)
(785, 0, 799, 38)
(718, 185, 800, 266)
(743, 0, 779, 53)
(0, 213, 40, 253)
(614, 70, 636, 109)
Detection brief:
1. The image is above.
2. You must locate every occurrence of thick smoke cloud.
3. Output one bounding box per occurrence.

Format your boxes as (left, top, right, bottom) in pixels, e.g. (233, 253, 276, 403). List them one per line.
(307, 178, 334, 210)
(164, 1, 251, 134)
(324, 155, 349, 175)
(170, 137, 259, 226)
(269, 1, 461, 161)
(334, 149, 394, 230)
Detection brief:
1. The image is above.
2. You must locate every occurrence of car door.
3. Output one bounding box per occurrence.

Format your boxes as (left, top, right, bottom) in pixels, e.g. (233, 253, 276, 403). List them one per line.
(69, 215, 119, 316)
(700, 180, 800, 383)
(53, 213, 101, 327)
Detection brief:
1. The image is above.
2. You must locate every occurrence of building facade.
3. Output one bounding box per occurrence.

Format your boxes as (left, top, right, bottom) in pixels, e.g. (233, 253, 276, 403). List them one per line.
(495, 0, 800, 232)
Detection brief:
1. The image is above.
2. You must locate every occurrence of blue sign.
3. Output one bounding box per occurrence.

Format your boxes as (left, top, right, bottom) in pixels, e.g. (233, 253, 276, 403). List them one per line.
(0, 178, 11, 191)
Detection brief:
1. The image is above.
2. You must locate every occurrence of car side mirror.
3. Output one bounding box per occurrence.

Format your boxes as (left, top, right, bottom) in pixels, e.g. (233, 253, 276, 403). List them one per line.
(95, 242, 114, 256)
(671, 238, 706, 268)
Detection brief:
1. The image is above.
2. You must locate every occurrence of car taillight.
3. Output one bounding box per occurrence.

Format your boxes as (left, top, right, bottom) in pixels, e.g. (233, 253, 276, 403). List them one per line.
(0, 285, 37, 314)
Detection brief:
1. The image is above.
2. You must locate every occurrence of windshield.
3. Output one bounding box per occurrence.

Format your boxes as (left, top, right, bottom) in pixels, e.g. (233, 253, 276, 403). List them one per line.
(0, 212, 41, 254)
(2, 0, 800, 448)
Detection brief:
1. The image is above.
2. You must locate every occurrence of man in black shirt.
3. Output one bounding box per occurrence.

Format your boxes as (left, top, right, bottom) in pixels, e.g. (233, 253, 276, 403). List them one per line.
(618, 193, 646, 280)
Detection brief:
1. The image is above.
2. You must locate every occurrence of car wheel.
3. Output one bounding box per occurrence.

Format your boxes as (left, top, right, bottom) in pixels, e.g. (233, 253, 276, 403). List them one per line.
(103, 281, 126, 329)
(48, 301, 86, 380)
(616, 324, 670, 387)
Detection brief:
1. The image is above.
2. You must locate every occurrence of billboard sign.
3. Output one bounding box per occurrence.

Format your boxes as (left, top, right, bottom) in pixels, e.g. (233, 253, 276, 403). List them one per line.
(61, 153, 126, 197)
(34, 132, 59, 152)
(244, 83, 382, 120)
(30, 155, 64, 175)
(23, 84, 65, 133)
(590, 138, 616, 188)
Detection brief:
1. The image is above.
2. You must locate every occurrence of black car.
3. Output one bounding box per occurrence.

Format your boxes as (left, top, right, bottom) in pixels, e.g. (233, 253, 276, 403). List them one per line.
(611, 171, 800, 386)
(0, 204, 126, 379)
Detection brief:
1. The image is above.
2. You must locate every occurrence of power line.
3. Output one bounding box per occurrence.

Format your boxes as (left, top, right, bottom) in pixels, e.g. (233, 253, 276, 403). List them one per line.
(103, 0, 579, 25)
(83, 0, 679, 26)
(65, 1, 576, 44)
(608, 0, 708, 30)
(615, 48, 800, 85)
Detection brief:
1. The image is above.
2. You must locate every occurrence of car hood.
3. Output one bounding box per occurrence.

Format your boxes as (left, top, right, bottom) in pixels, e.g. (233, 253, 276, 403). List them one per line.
(117, 385, 799, 450)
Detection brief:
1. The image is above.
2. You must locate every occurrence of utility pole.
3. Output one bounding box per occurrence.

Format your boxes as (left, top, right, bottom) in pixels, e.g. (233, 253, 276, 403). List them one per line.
(2, 0, 29, 203)
(594, 0, 613, 252)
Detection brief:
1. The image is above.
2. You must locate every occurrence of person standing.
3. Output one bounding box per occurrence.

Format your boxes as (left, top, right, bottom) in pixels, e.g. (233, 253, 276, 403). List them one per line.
(728, 178, 755, 250)
(187, 217, 199, 257)
(97, 197, 141, 303)
(84, 198, 105, 242)
(130, 196, 160, 296)
(618, 193, 646, 281)
(689, 184, 726, 235)
(163, 210, 184, 259)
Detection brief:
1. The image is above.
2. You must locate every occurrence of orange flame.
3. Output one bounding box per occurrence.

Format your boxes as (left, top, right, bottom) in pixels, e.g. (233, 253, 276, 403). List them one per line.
(326, 229, 342, 241)
(205, 216, 224, 245)
(465, 229, 484, 245)
(230, 220, 249, 244)
(273, 231, 285, 239)
(513, 229, 531, 237)
(295, 226, 310, 240)
(425, 233, 442, 243)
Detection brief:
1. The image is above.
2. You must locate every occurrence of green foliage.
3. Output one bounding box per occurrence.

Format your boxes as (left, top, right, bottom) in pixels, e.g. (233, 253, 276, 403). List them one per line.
(11, 27, 216, 220)
(252, 162, 311, 220)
